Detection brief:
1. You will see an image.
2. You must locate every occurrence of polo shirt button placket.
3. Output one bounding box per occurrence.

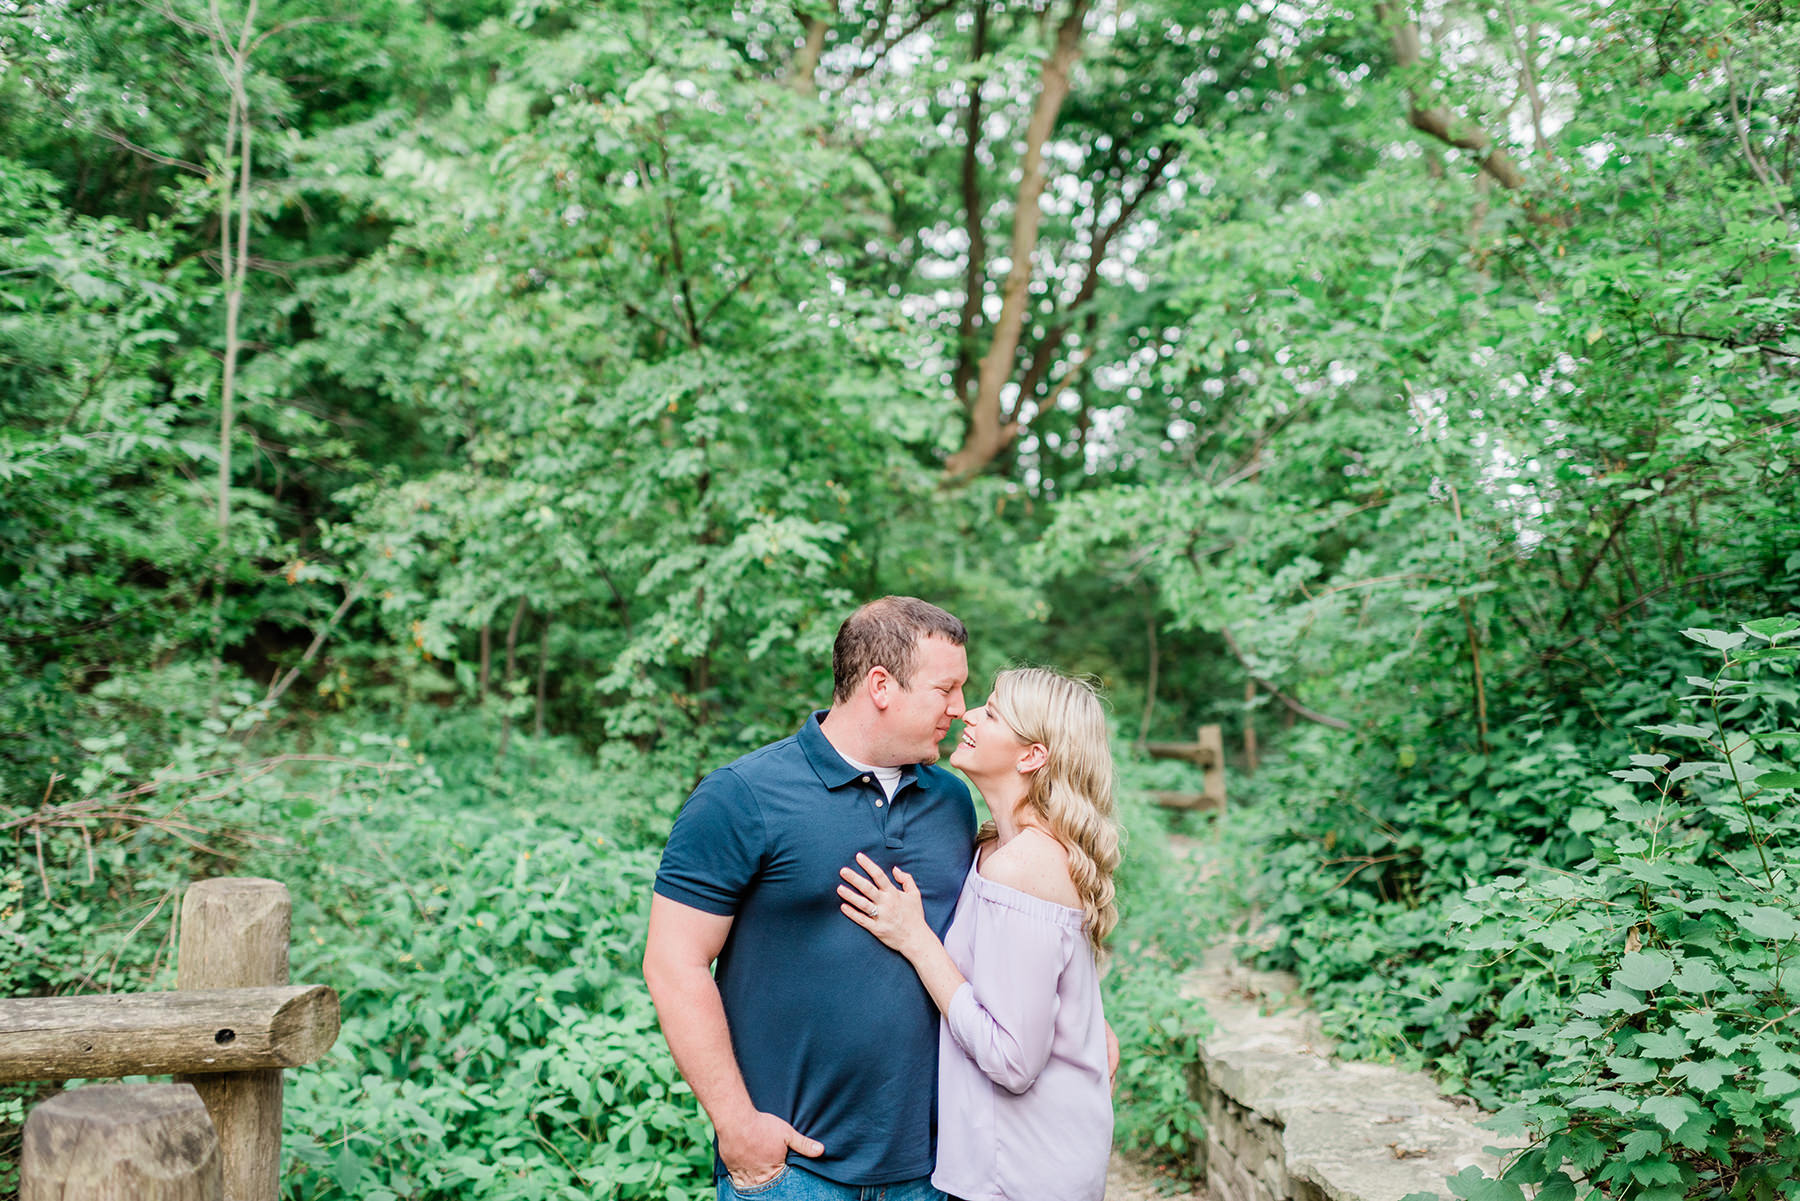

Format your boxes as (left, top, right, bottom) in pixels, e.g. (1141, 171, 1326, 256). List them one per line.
(861, 775, 886, 808)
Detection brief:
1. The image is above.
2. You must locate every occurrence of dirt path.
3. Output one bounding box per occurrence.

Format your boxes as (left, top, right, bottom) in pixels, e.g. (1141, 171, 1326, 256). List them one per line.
(1106, 1149, 1214, 1200)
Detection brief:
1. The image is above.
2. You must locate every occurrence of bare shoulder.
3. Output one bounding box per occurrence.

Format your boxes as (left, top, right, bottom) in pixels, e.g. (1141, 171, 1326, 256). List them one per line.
(982, 828, 1081, 909)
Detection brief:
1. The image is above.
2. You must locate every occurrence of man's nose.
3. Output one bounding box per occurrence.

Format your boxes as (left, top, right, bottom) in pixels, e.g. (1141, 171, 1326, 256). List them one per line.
(947, 689, 966, 718)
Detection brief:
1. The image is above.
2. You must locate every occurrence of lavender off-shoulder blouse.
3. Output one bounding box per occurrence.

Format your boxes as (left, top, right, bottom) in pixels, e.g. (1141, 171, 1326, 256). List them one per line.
(931, 858, 1112, 1201)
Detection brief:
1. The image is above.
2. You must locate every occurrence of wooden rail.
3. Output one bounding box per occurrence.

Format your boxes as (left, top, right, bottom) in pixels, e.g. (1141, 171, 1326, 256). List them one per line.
(0, 986, 339, 1080)
(1144, 724, 1227, 812)
(4, 877, 339, 1201)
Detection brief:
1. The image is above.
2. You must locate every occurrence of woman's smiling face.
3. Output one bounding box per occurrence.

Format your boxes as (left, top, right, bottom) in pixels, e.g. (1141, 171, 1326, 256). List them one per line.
(949, 693, 1030, 779)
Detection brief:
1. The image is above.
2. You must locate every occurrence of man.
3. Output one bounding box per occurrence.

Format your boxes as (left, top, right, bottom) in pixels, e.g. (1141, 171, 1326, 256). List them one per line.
(644, 596, 976, 1201)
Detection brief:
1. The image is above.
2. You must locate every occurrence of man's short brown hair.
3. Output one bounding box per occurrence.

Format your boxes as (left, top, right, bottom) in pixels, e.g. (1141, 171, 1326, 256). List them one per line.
(832, 597, 968, 702)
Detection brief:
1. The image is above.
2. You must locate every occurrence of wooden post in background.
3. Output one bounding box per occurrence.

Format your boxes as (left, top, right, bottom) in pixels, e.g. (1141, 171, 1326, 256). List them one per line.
(1198, 724, 1225, 809)
(22, 1083, 221, 1201)
(1243, 680, 1259, 775)
(176, 878, 290, 1201)
(1143, 725, 1228, 813)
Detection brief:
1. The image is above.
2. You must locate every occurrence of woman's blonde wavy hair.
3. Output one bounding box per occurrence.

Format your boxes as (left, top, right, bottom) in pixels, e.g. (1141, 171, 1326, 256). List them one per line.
(976, 667, 1122, 953)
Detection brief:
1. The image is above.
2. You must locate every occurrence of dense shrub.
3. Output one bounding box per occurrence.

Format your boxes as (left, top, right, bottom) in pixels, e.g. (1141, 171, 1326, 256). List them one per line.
(1215, 617, 1800, 1198)
(275, 781, 711, 1201)
(1449, 620, 1800, 1198)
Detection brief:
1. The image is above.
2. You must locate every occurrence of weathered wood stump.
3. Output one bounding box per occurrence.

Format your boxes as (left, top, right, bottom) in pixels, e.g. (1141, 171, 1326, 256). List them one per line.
(175, 878, 291, 1201)
(22, 1083, 222, 1201)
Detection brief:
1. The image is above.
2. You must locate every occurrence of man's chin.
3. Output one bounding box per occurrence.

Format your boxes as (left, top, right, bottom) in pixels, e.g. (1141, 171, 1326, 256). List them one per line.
(917, 745, 942, 765)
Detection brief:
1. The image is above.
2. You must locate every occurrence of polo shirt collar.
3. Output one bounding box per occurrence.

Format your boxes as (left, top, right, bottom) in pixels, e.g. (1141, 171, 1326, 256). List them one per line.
(799, 710, 921, 793)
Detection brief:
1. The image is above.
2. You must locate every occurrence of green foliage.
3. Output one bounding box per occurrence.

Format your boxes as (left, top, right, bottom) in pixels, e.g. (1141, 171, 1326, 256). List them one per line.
(274, 766, 712, 1201)
(8, 0, 1800, 1192)
(1102, 771, 1217, 1179)
(1449, 620, 1800, 1197)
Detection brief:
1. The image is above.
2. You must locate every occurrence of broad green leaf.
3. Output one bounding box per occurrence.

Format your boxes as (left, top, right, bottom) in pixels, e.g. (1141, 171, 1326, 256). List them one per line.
(1616, 951, 1674, 991)
(1568, 807, 1606, 833)
(1684, 628, 1749, 652)
(1735, 647, 1800, 662)
(1672, 1060, 1732, 1092)
(1447, 1165, 1524, 1201)
(333, 1147, 366, 1195)
(1534, 1173, 1577, 1201)
(1620, 1127, 1665, 1161)
(1633, 1029, 1692, 1060)
(1569, 1089, 1636, 1113)
(1574, 987, 1650, 1018)
(1638, 723, 1714, 739)
(1641, 1094, 1702, 1132)
(1760, 1069, 1800, 1097)
(1630, 1159, 1683, 1186)
(1742, 907, 1800, 940)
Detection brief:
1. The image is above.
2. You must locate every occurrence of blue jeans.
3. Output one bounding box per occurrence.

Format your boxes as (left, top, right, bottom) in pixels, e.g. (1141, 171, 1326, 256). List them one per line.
(715, 1163, 947, 1201)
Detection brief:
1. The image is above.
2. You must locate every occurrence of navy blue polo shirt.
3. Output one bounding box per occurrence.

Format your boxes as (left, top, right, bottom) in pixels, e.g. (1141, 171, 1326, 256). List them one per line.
(653, 711, 977, 1186)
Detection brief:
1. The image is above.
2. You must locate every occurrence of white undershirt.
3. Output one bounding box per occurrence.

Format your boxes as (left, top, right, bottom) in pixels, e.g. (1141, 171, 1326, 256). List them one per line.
(839, 753, 903, 801)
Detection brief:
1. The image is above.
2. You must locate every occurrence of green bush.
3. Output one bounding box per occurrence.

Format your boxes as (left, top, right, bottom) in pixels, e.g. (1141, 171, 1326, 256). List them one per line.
(1103, 770, 1216, 1179)
(277, 790, 711, 1201)
(1448, 619, 1800, 1199)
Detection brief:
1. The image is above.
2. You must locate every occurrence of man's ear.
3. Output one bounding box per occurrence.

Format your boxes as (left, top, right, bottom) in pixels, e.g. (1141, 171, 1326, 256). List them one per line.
(1018, 743, 1048, 774)
(868, 666, 894, 711)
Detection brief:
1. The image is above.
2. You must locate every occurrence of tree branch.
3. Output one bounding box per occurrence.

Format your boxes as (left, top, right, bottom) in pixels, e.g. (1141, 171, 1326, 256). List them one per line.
(845, 0, 959, 85)
(263, 574, 368, 707)
(1218, 626, 1351, 730)
(1015, 140, 1177, 406)
(1723, 45, 1792, 226)
(1379, 2, 1529, 191)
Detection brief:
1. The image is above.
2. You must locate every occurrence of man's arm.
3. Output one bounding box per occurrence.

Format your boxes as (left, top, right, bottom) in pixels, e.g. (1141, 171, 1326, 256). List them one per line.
(642, 893, 824, 1187)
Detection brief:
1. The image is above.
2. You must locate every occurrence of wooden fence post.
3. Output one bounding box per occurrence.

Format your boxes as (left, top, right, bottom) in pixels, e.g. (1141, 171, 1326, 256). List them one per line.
(22, 1083, 221, 1201)
(1142, 726, 1228, 813)
(1198, 724, 1225, 809)
(1243, 680, 1259, 775)
(176, 878, 290, 1201)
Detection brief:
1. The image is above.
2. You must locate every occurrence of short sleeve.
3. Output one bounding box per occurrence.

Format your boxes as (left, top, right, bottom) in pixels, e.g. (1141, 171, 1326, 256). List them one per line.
(652, 768, 765, 916)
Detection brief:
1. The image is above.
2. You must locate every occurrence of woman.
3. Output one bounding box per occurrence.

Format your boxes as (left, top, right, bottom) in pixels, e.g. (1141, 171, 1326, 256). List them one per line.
(837, 666, 1121, 1201)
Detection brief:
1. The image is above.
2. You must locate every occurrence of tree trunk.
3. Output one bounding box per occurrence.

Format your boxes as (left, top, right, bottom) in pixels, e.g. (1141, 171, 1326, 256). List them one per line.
(952, 0, 990, 408)
(1015, 142, 1176, 407)
(207, 0, 258, 710)
(534, 624, 550, 738)
(478, 622, 492, 695)
(944, 0, 1090, 481)
(498, 597, 527, 756)
(788, 2, 837, 95)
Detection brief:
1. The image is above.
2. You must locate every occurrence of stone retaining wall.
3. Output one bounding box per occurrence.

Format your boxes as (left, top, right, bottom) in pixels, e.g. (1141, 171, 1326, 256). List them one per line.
(1181, 948, 1515, 1201)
